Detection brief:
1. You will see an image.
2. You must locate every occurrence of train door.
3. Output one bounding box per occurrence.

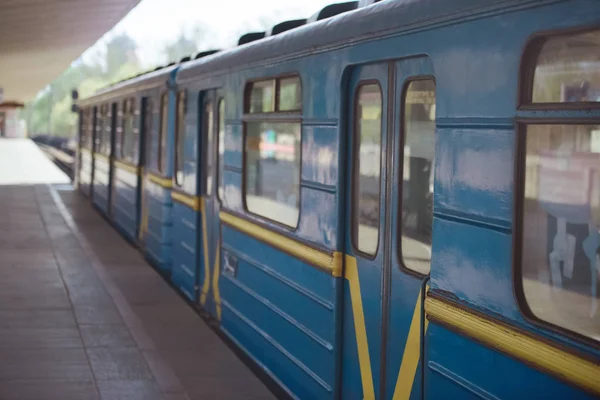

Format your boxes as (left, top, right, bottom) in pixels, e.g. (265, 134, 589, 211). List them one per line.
(198, 89, 223, 318)
(344, 57, 434, 400)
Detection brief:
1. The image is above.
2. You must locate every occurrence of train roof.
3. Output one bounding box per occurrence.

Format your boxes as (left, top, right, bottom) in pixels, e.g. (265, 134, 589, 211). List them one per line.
(77, 64, 179, 106)
(177, 0, 517, 82)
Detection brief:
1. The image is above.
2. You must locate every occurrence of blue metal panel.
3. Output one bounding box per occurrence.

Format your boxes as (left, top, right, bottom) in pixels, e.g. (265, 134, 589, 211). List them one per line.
(143, 181, 172, 274)
(111, 166, 139, 241)
(170, 202, 199, 301)
(220, 224, 337, 400)
(426, 323, 597, 400)
(92, 157, 111, 215)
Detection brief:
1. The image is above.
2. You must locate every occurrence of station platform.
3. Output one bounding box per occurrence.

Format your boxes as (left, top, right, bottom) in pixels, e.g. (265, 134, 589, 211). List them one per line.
(0, 139, 276, 400)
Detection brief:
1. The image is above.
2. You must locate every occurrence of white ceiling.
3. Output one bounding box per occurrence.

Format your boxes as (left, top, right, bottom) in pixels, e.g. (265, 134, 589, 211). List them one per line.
(0, 0, 140, 105)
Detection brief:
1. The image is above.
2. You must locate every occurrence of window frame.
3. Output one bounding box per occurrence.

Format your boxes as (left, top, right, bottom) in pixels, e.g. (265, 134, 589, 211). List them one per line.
(397, 76, 437, 278)
(174, 89, 187, 187)
(157, 92, 168, 175)
(241, 74, 303, 229)
(351, 80, 384, 260)
(514, 26, 600, 348)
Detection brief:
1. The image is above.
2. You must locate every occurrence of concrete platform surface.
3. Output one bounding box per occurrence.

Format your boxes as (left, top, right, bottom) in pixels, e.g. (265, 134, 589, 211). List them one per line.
(0, 140, 276, 400)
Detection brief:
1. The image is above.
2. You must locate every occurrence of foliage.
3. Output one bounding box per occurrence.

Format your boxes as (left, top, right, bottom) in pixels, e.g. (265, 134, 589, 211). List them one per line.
(22, 26, 208, 138)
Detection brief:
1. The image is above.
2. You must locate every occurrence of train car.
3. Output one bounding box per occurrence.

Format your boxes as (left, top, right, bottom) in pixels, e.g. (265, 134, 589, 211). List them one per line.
(175, 0, 600, 399)
(77, 65, 179, 273)
(77, 0, 600, 399)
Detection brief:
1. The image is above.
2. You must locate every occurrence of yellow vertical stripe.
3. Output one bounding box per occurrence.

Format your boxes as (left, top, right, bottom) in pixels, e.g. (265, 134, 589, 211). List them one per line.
(199, 198, 211, 306)
(212, 245, 222, 320)
(345, 255, 376, 400)
(392, 288, 426, 400)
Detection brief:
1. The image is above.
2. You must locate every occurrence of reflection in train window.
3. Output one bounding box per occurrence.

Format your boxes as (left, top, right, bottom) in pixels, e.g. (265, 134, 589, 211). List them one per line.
(204, 102, 215, 195)
(244, 121, 301, 227)
(143, 98, 153, 166)
(174, 91, 186, 186)
(532, 30, 600, 103)
(401, 79, 436, 275)
(522, 124, 600, 341)
(278, 77, 302, 111)
(249, 80, 275, 113)
(94, 106, 103, 153)
(121, 98, 136, 162)
(101, 104, 112, 156)
(217, 99, 225, 201)
(354, 83, 382, 256)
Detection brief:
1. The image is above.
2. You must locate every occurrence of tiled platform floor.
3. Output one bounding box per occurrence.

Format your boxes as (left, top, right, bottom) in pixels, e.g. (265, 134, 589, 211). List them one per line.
(0, 140, 276, 400)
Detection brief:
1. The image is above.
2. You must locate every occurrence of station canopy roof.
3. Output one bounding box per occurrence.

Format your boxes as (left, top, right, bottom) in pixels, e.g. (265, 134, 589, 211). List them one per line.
(0, 0, 140, 106)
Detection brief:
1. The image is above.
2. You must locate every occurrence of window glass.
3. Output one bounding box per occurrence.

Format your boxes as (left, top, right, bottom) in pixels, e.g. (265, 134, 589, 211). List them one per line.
(158, 93, 168, 174)
(131, 104, 140, 164)
(532, 30, 600, 103)
(522, 124, 600, 341)
(102, 104, 112, 155)
(249, 80, 275, 113)
(401, 80, 436, 275)
(245, 121, 301, 227)
(175, 91, 186, 186)
(355, 84, 383, 255)
(95, 106, 103, 153)
(278, 77, 302, 111)
(204, 102, 215, 195)
(121, 99, 135, 160)
(143, 98, 153, 166)
(217, 99, 225, 200)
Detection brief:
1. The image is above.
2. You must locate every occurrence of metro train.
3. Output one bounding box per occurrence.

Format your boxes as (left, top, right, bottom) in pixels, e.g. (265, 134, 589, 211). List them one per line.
(75, 0, 600, 399)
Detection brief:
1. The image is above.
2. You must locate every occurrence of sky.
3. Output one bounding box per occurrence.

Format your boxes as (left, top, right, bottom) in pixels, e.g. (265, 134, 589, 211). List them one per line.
(82, 0, 333, 68)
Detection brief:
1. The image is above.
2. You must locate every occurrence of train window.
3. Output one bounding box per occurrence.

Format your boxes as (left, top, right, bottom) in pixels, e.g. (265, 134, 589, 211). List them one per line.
(249, 80, 275, 113)
(278, 77, 302, 111)
(354, 83, 383, 256)
(95, 105, 104, 153)
(174, 90, 187, 186)
(400, 79, 436, 275)
(244, 76, 303, 227)
(245, 121, 301, 227)
(158, 93, 168, 174)
(217, 99, 225, 201)
(102, 104, 112, 155)
(143, 98, 153, 166)
(531, 30, 600, 103)
(521, 124, 600, 341)
(204, 102, 215, 195)
(121, 98, 135, 162)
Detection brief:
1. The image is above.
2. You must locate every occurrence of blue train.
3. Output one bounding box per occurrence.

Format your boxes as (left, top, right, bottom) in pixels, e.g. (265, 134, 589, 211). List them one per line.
(75, 0, 600, 398)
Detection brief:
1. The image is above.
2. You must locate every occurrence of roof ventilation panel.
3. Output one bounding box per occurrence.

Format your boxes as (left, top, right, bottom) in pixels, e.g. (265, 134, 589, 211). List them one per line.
(308, 1, 358, 22)
(195, 49, 220, 59)
(179, 56, 192, 63)
(269, 19, 307, 36)
(238, 32, 266, 46)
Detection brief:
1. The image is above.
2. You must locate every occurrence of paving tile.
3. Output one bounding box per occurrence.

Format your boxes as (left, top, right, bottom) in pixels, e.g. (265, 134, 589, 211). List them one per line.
(73, 304, 124, 325)
(131, 305, 202, 327)
(0, 292, 71, 310)
(0, 379, 99, 400)
(0, 309, 77, 329)
(0, 347, 93, 381)
(87, 348, 154, 380)
(143, 350, 186, 394)
(180, 376, 275, 400)
(97, 380, 164, 400)
(80, 324, 136, 348)
(0, 327, 83, 349)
